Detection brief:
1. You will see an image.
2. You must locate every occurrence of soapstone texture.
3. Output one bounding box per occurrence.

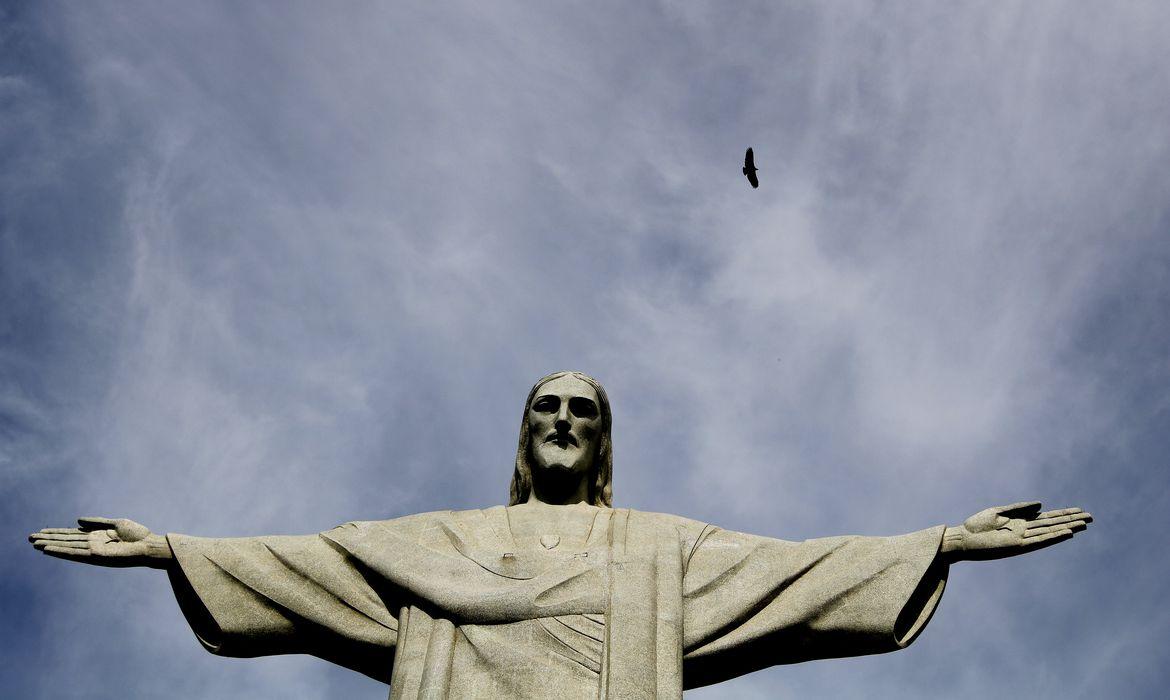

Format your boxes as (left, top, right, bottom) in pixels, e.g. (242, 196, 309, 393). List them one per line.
(28, 371, 1091, 699)
(167, 507, 947, 698)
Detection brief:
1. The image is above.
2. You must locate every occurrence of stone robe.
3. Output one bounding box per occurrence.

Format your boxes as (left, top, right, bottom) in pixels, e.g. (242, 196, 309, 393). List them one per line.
(166, 504, 948, 699)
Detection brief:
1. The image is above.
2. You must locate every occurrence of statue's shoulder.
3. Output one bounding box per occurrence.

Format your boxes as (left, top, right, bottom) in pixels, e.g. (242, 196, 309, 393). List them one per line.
(622, 507, 711, 539)
(332, 507, 506, 537)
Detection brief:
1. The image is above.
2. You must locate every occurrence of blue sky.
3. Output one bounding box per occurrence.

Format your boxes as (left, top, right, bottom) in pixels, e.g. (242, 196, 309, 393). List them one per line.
(2, 2, 1168, 697)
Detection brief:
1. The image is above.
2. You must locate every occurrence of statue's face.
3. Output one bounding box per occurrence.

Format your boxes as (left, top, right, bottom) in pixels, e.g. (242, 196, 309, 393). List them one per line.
(528, 375, 602, 480)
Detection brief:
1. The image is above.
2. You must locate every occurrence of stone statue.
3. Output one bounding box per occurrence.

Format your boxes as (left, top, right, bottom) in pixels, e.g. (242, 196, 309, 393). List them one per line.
(29, 371, 1092, 699)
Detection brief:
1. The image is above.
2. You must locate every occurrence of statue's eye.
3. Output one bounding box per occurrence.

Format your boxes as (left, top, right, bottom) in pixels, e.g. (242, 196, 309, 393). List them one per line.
(569, 397, 598, 418)
(532, 396, 559, 413)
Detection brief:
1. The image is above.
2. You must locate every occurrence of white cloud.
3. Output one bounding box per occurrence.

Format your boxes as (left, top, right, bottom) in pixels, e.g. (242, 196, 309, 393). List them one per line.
(3, 1, 1169, 698)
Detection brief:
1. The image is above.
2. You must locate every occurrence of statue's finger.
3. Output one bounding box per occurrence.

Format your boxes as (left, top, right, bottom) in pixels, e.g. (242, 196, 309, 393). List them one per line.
(1022, 525, 1063, 539)
(1026, 513, 1091, 528)
(42, 545, 92, 559)
(1036, 507, 1082, 518)
(1054, 514, 1092, 528)
(37, 528, 85, 535)
(998, 502, 1042, 518)
(1023, 523, 1086, 540)
(1034, 524, 1085, 540)
(33, 539, 89, 550)
(27, 538, 87, 547)
(1019, 529, 1073, 553)
(78, 517, 117, 530)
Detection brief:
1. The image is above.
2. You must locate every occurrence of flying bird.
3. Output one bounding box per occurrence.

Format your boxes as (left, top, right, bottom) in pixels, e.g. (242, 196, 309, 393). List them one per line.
(742, 147, 759, 188)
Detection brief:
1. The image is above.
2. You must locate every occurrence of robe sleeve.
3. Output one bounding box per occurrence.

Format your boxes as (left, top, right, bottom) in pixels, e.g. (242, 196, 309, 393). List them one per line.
(166, 530, 398, 683)
(681, 525, 948, 689)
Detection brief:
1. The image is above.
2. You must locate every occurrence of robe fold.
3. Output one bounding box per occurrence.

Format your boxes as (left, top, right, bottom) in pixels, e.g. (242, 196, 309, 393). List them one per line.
(167, 506, 947, 699)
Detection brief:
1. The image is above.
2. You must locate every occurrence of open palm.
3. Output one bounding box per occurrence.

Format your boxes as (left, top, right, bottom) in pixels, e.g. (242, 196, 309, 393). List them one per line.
(942, 502, 1092, 562)
(29, 517, 171, 568)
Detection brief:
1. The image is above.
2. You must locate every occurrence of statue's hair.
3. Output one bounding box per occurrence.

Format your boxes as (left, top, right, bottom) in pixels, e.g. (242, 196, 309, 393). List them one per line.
(508, 371, 613, 507)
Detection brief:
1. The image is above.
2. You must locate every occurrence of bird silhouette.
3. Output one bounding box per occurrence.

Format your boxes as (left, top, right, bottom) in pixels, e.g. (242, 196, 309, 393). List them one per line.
(743, 147, 759, 188)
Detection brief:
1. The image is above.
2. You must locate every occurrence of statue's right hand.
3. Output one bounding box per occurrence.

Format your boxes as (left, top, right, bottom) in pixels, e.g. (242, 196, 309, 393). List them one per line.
(29, 517, 173, 569)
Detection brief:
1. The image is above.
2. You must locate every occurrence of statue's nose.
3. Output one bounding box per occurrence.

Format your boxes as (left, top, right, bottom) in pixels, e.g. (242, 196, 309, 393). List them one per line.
(555, 403, 571, 431)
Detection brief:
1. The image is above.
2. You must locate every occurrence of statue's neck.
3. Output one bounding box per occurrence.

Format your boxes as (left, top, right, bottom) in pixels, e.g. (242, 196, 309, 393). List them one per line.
(527, 470, 589, 506)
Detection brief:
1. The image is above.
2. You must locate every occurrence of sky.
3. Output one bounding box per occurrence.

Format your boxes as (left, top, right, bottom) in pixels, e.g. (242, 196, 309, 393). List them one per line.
(2, 1, 1168, 698)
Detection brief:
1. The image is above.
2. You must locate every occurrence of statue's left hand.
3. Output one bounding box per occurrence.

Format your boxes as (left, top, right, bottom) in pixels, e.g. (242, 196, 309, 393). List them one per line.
(940, 502, 1092, 562)
(29, 517, 173, 569)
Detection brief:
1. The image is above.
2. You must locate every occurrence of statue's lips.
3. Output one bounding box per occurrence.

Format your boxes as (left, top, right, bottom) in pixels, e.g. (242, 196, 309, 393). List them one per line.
(543, 433, 578, 447)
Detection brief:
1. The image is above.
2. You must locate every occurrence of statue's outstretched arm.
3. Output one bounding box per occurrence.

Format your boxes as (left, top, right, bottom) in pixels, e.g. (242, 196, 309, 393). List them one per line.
(939, 502, 1092, 563)
(29, 517, 173, 569)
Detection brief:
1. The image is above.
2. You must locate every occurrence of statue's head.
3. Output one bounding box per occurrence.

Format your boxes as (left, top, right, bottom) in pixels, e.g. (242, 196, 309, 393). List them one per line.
(509, 371, 613, 507)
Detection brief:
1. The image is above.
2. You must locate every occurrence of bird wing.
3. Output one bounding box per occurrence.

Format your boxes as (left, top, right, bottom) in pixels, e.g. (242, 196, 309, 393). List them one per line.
(744, 147, 755, 169)
(747, 170, 759, 188)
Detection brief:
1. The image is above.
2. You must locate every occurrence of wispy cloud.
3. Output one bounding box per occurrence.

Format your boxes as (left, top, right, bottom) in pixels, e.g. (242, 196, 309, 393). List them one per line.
(3, 1, 1168, 698)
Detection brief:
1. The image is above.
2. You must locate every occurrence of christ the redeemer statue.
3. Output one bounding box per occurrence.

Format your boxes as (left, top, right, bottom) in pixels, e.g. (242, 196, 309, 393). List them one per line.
(30, 371, 1092, 699)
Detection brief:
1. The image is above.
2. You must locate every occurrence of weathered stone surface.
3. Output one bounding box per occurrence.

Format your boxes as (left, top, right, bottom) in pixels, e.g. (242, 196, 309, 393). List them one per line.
(29, 371, 1092, 699)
